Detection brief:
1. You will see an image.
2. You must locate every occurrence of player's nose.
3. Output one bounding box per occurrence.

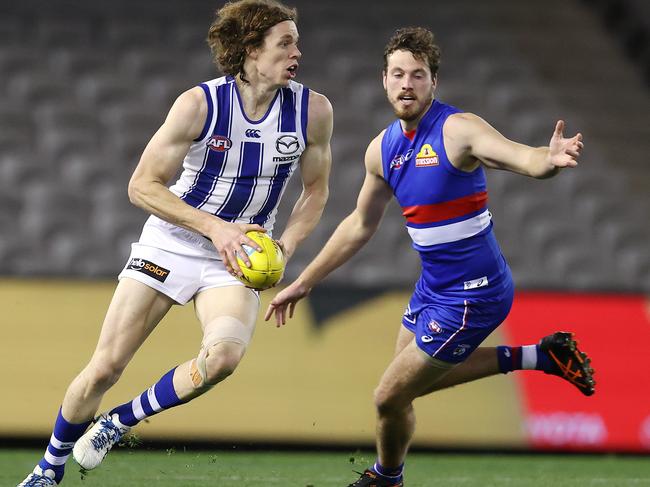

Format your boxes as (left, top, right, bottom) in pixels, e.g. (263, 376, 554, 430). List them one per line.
(401, 76, 414, 89)
(401, 83, 414, 93)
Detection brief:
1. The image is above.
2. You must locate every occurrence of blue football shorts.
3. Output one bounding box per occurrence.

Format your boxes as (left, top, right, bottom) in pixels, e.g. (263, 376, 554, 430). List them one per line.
(402, 284, 514, 364)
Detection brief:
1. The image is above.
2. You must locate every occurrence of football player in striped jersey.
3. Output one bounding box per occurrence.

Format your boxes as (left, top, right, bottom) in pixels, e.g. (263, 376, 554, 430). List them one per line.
(18, 1, 332, 485)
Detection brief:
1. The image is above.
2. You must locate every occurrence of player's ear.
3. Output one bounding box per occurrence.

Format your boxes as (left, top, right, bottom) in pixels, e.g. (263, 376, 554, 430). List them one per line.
(432, 73, 437, 90)
(382, 70, 387, 90)
(246, 45, 260, 61)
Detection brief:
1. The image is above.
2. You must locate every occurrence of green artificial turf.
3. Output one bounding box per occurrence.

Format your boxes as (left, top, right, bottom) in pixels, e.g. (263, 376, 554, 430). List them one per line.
(3, 448, 649, 486)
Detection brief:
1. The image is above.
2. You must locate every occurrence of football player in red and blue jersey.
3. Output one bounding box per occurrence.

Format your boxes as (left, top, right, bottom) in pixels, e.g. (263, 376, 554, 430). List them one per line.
(266, 27, 594, 487)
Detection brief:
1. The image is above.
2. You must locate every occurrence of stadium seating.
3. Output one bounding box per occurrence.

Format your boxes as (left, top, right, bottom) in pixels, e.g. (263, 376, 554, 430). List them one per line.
(1, 0, 648, 293)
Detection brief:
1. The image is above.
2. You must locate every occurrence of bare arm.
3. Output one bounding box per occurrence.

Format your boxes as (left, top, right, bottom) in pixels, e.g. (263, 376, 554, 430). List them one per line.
(264, 132, 394, 325)
(128, 87, 265, 275)
(444, 113, 584, 179)
(277, 91, 333, 261)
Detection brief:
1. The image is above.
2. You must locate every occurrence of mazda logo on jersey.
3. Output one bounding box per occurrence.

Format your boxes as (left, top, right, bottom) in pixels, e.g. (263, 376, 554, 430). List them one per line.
(276, 135, 299, 154)
(246, 129, 261, 138)
(207, 135, 232, 152)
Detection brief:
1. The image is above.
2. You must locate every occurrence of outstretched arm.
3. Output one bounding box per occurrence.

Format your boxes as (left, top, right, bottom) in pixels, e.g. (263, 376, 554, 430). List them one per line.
(276, 91, 333, 261)
(444, 113, 584, 178)
(265, 132, 393, 326)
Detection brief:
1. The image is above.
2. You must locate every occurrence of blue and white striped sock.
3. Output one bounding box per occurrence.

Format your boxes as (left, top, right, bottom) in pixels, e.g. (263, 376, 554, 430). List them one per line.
(109, 367, 183, 427)
(497, 344, 551, 373)
(37, 408, 91, 484)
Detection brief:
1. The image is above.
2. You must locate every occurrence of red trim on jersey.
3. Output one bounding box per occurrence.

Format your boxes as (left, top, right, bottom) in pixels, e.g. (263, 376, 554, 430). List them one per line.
(403, 130, 416, 141)
(402, 191, 488, 224)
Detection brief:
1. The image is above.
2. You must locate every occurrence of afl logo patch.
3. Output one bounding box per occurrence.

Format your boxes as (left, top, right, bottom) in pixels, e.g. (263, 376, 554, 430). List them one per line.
(389, 149, 413, 171)
(390, 155, 404, 170)
(276, 135, 299, 155)
(207, 135, 232, 152)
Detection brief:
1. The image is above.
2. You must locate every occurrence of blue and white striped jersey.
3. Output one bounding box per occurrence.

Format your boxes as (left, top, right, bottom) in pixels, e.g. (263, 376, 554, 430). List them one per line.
(169, 75, 309, 231)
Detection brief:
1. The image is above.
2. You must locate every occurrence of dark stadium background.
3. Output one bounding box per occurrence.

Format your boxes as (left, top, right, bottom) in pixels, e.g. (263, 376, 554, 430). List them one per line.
(1, 0, 649, 455)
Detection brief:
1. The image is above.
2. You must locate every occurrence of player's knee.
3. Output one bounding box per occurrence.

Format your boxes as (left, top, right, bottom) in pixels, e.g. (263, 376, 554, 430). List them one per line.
(373, 385, 410, 416)
(203, 342, 245, 383)
(85, 361, 125, 392)
(191, 342, 245, 388)
(190, 316, 253, 389)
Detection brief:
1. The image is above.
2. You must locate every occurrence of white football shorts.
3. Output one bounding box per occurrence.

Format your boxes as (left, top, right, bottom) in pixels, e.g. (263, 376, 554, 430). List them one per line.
(118, 216, 255, 304)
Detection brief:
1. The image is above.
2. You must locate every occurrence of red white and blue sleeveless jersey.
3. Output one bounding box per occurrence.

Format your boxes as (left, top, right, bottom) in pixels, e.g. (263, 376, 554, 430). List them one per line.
(381, 100, 512, 312)
(169, 75, 309, 232)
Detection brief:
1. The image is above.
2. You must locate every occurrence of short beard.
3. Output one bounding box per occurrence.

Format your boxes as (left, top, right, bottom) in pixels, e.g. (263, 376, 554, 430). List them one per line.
(393, 106, 421, 122)
(390, 93, 434, 122)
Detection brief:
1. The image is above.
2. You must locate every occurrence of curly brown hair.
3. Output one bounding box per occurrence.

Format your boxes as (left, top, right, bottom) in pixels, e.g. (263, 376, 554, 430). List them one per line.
(207, 0, 297, 79)
(383, 27, 441, 76)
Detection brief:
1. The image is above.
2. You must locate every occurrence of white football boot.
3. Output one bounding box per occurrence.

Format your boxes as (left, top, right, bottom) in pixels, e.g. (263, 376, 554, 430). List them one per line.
(72, 413, 130, 470)
(17, 466, 58, 486)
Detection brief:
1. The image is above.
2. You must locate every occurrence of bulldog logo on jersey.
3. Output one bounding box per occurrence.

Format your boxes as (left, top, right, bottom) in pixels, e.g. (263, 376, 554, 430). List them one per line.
(427, 320, 443, 334)
(207, 135, 232, 152)
(415, 144, 439, 167)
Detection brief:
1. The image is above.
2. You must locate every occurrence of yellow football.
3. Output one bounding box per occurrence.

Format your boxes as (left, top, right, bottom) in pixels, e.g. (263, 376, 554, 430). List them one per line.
(236, 231, 285, 290)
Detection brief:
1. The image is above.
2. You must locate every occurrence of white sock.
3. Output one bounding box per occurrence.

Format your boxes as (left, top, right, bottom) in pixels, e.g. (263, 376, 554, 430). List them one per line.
(521, 345, 538, 369)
